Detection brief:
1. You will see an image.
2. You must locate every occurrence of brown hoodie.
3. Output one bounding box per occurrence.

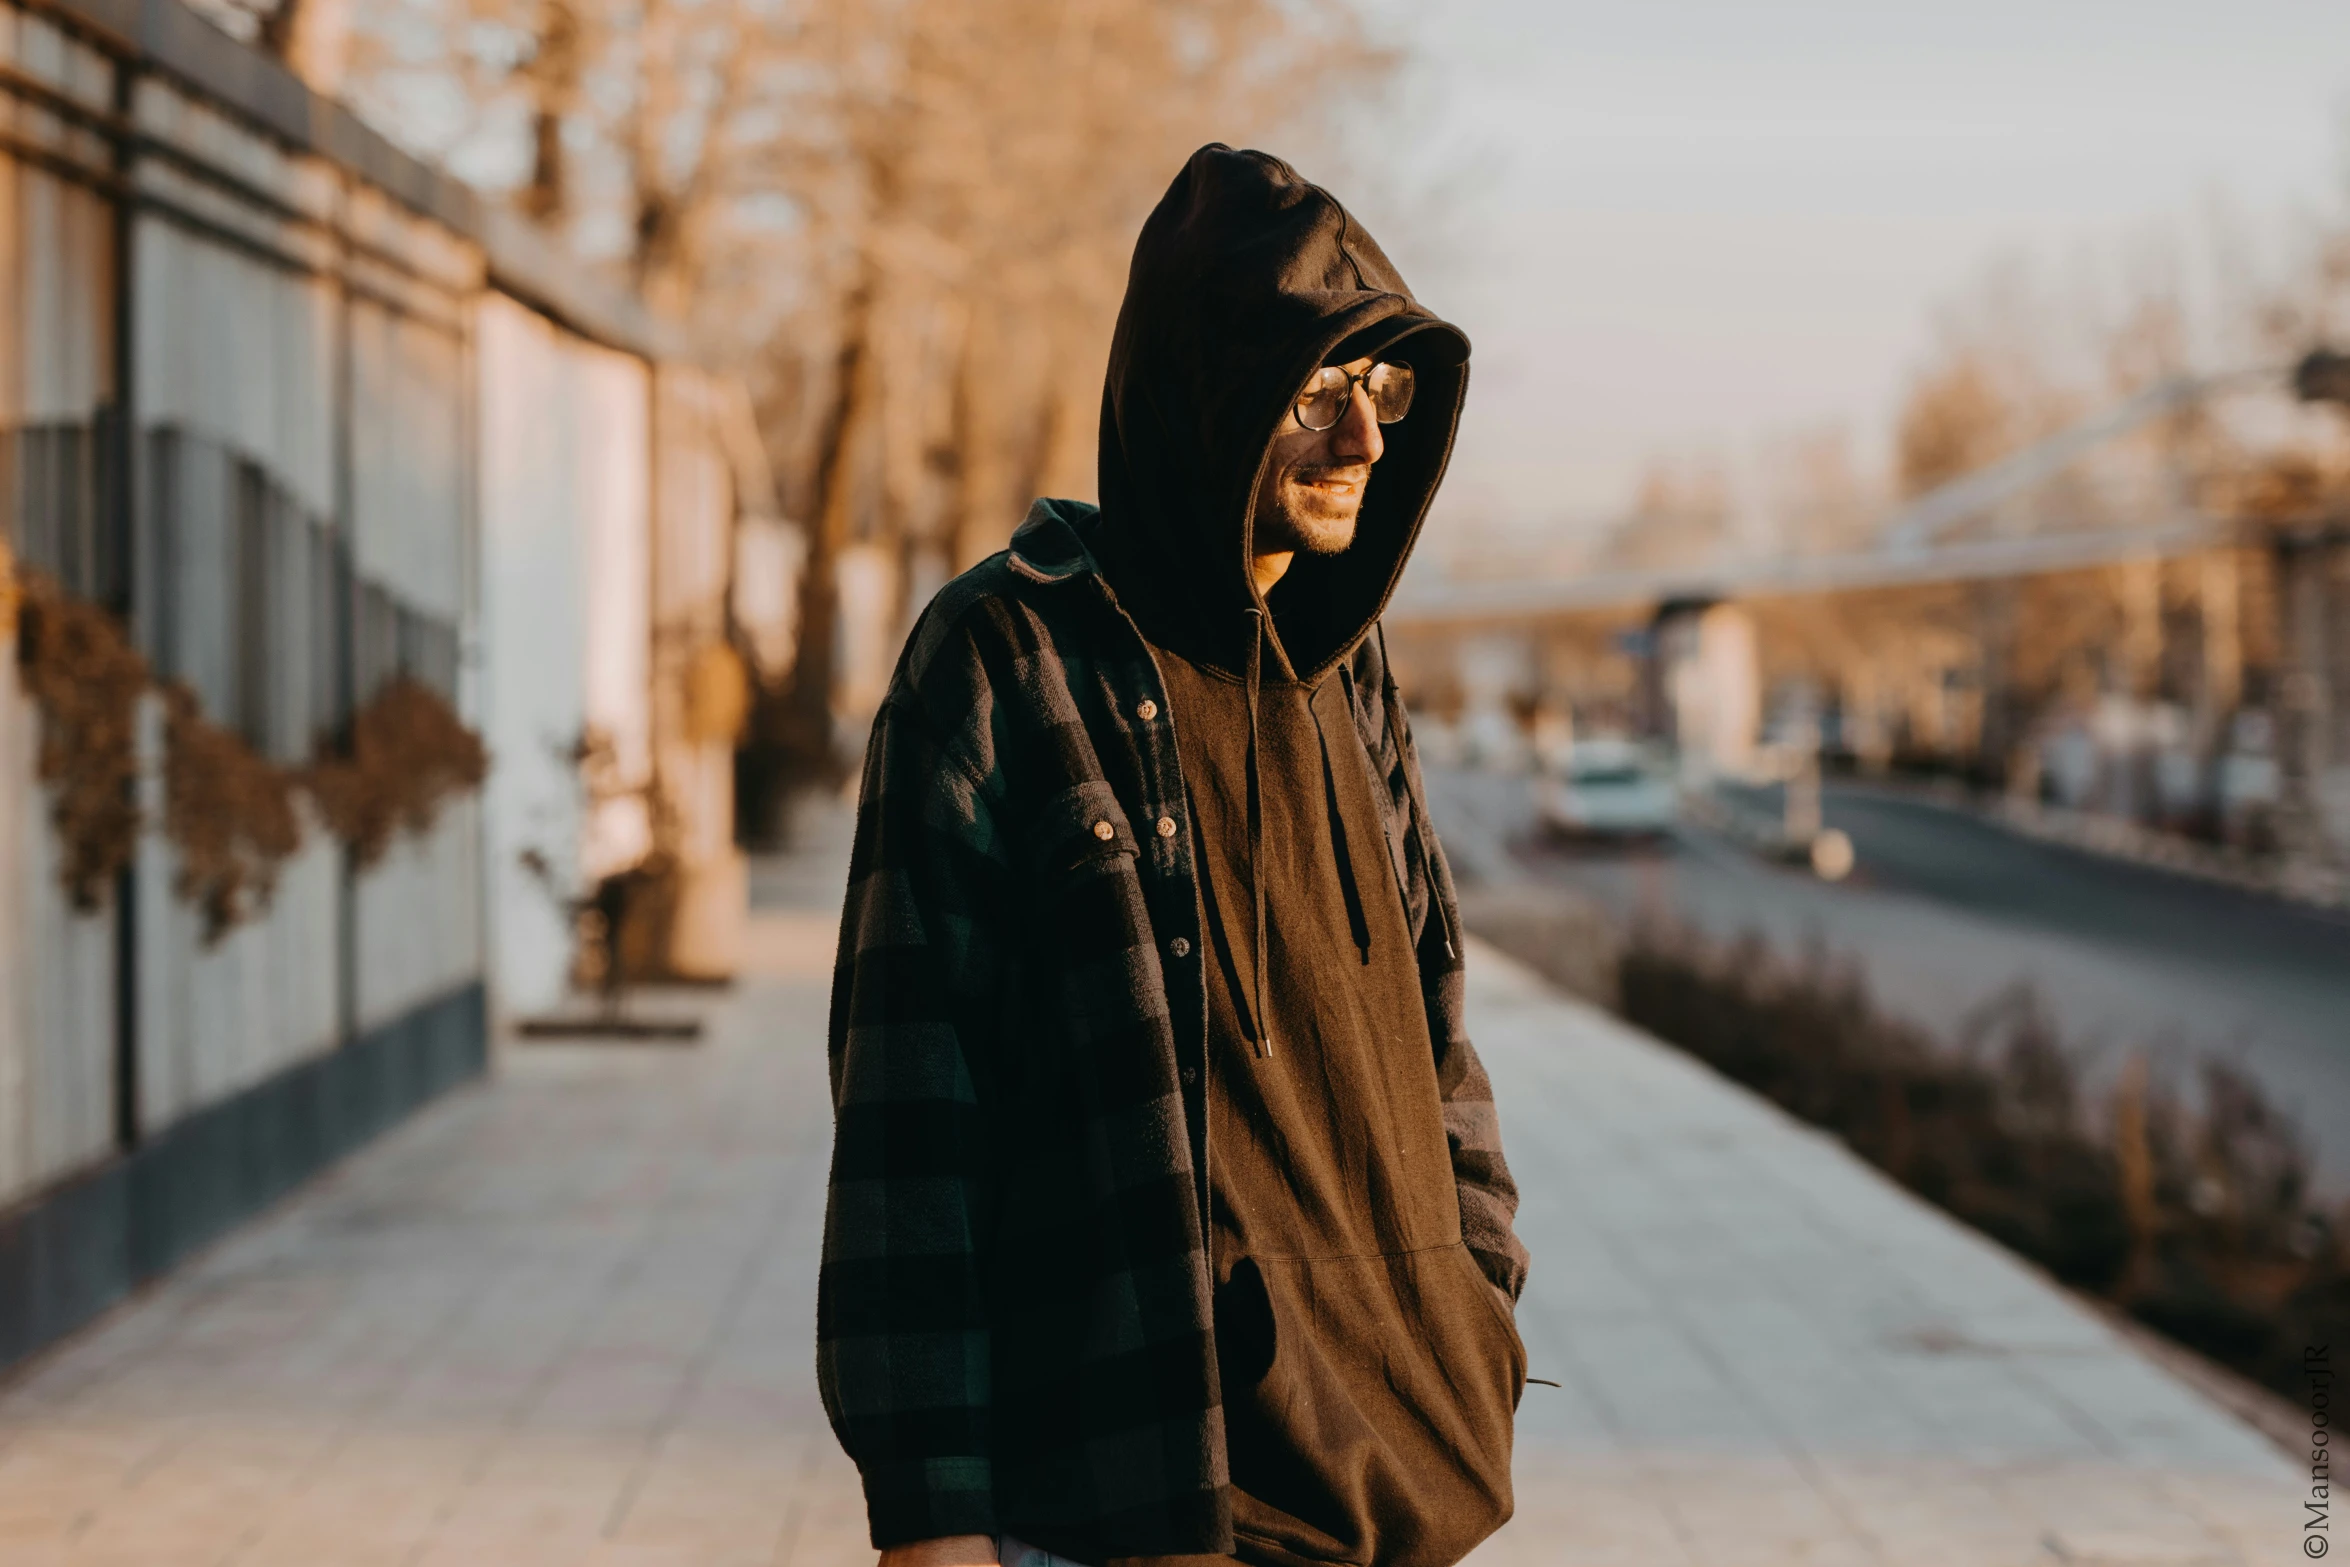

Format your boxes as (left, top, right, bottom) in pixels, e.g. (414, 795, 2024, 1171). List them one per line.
(1092, 146, 1522, 1567)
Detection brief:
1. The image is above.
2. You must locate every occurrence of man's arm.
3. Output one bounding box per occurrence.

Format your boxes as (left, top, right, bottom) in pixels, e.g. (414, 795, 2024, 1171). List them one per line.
(1355, 634, 1532, 1303)
(1412, 827, 1531, 1303)
(820, 660, 1012, 1547)
(1410, 925, 1522, 1306)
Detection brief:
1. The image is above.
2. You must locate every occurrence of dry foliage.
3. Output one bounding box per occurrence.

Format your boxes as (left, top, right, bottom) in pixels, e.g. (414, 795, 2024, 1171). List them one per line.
(338, 0, 1391, 787)
(1895, 354, 2015, 496)
(1758, 426, 1874, 557)
(1618, 921, 2348, 1397)
(749, 0, 1393, 780)
(13, 571, 148, 910)
(305, 677, 491, 869)
(162, 684, 303, 942)
(1897, 218, 2350, 509)
(2199, 446, 2350, 526)
(12, 567, 491, 935)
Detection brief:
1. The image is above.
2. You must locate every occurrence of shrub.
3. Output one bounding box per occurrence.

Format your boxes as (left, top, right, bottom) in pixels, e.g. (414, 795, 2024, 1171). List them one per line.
(12, 568, 490, 938)
(161, 684, 302, 941)
(304, 677, 489, 869)
(12, 572, 147, 909)
(1616, 921, 2347, 1399)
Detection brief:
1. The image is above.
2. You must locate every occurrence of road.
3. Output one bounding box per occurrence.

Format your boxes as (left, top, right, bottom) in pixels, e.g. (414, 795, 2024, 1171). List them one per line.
(1427, 766, 2350, 1178)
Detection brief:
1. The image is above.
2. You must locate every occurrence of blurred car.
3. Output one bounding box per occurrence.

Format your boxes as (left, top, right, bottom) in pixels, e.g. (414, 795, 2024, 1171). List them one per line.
(1535, 738, 1679, 841)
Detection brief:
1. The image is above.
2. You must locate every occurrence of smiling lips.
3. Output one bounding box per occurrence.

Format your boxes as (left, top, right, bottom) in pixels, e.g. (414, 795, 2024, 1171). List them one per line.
(1293, 463, 1370, 496)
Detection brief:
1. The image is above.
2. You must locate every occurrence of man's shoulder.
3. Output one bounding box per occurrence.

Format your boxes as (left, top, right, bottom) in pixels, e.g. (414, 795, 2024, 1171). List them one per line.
(899, 498, 1109, 688)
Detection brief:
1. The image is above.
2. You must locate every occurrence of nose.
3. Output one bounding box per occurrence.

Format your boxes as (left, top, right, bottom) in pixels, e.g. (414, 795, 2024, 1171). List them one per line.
(1333, 383, 1383, 465)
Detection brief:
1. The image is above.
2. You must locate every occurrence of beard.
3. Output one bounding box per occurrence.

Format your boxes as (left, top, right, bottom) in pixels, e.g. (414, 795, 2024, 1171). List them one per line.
(1258, 463, 1370, 556)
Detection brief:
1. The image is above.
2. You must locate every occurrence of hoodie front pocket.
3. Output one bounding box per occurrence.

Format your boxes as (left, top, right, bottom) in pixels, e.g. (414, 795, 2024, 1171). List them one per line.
(1456, 1241, 1527, 1412)
(1222, 1244, 1517, 1567)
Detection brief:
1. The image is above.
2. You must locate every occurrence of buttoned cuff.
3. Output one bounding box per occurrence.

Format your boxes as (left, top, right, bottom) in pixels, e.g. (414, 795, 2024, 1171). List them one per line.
(860, 1454, 998, 1548)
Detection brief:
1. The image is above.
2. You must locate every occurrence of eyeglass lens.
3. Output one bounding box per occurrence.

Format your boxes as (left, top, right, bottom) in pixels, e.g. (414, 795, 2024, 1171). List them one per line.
(1295, 362, 1415, 432)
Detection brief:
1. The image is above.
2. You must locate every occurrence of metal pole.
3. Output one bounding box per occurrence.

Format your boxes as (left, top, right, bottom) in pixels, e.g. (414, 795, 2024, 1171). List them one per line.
(2271, 536, 2331, 871)
(108, 54, 140, 1152)
(332, 171, 359, 1047)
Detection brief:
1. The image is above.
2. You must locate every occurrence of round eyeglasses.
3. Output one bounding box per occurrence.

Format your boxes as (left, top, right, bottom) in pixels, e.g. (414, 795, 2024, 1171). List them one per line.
(1294, 361, 1415, 432)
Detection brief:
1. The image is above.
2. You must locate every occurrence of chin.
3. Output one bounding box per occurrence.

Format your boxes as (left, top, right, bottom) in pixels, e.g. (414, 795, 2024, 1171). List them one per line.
(1276, 500, 1361, 557)
(1297, 516, 1360, 556)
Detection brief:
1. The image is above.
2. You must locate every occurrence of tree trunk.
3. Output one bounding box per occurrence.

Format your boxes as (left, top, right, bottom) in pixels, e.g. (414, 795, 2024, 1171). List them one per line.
(523, 0, 582, 224)
(774, 270, 877, 788)
(949, 302, 1009, 572)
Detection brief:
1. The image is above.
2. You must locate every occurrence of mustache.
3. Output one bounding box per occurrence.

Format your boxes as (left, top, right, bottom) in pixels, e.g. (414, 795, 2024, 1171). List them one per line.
(1288, 463, 1372, 485)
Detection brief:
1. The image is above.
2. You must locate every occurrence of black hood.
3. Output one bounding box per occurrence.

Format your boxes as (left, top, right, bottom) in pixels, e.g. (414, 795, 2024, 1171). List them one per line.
(1092, 144, 1469, 683)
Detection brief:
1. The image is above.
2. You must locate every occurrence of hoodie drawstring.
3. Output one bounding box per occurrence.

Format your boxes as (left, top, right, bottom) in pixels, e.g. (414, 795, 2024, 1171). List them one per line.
(1244, 608, 1272, 1057)
(1239, 609, 1377, 1058)
(1311, 699, 1373, 966)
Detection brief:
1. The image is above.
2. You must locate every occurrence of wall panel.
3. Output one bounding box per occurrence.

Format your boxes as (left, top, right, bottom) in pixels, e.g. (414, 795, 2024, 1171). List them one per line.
(0, 19, 121, 1207)
(347, 276, 476, 1030)
(0, 0, 730, 1216)
(353, 801, 481, 1032)
(129, 178, 343, 1121)
(476, 295, 588, 1017)
(0, 0, 728, 1374)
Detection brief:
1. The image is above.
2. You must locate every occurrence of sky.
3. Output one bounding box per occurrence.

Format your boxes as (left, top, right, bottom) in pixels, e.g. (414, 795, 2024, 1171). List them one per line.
(1349, 0, 2350, 559)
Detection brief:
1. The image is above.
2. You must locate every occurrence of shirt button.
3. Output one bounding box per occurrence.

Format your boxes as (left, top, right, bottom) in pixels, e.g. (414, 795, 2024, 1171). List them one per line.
(1155, 815, 1177, 838)
(1169, 936, 1192, 958)
(1136, 699, 1159, 721)
(1181, 1065, 1199, 1086)
(1091, 820, 1115, 841)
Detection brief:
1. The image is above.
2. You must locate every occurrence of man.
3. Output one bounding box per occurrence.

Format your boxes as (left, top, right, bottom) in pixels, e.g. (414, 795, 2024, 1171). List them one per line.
(821, 144, 1529, 1567)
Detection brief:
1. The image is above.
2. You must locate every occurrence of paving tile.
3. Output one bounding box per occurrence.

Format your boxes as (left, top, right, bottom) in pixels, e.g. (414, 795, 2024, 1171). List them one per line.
(0, 858, 2304, 1567)
(1482, 1455, 1701, 1567)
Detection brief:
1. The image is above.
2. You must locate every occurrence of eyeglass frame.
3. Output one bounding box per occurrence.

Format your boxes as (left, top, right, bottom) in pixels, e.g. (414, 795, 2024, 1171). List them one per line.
(1292, 361, 1415, 432)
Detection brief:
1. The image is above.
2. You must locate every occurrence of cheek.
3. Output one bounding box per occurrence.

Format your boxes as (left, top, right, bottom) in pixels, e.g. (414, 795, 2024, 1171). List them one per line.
(1254, 459, 1287, 511)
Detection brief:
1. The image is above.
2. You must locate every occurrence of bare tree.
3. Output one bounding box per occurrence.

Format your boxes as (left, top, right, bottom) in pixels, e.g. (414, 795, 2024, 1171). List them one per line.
(1896, 355, 2015, 498)
(335, 0, 1394, 801)
(750, 0, 1394, 784)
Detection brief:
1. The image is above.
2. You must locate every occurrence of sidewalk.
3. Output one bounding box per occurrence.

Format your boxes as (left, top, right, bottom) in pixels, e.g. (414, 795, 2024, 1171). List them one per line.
(0, 813, 2298, 1564)
(0, 816, 868, 1566)
(1473, 953, 2293, 1566)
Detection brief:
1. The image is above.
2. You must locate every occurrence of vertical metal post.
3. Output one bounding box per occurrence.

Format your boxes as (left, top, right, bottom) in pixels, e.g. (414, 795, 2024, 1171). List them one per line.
(108, 55, 141, 1152)
(2199, 548, 2242, 721)
(332, 175, 359, 1047)
(1974, 578, 2017, 785)
(457, 261, 488, 1028)
(2273, 536, 2330, 871)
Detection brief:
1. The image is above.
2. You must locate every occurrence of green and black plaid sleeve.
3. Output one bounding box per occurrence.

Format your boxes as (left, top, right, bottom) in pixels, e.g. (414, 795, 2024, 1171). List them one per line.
(818, 610, 1012, 1546)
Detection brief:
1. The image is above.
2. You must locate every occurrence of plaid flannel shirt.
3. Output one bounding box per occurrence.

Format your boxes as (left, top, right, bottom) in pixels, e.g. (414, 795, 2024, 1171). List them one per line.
(819, 498, 1529, 1557)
